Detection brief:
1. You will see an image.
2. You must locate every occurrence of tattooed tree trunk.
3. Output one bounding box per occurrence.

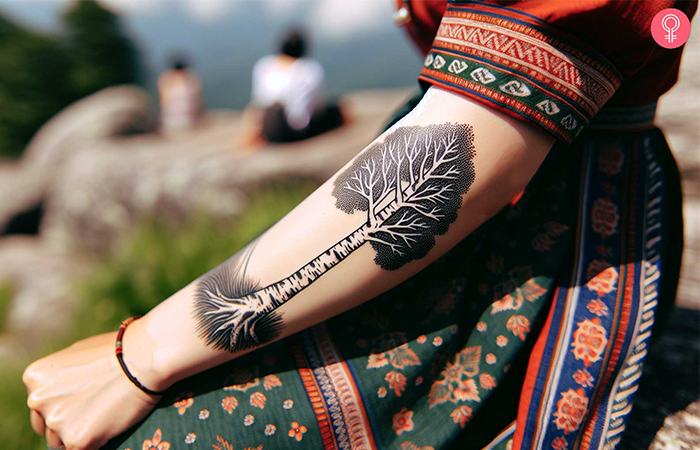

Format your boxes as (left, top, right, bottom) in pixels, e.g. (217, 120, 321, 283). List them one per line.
(195, 123, 476, 352)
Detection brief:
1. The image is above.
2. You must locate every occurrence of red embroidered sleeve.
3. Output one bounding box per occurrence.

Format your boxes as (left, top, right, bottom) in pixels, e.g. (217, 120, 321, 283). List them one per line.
(418, 2, 623, 144)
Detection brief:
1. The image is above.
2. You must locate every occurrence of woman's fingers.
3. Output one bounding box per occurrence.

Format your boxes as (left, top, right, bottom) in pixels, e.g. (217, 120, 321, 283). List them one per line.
(29, 409, 46, 436)
(45, 427, 64, 449)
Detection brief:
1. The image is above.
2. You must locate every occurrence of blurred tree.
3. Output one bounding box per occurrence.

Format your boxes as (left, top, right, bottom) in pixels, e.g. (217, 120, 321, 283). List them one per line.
(0, 1, 141, 158)
(0, 15, 73, 158)
(63, 0, 140, 100)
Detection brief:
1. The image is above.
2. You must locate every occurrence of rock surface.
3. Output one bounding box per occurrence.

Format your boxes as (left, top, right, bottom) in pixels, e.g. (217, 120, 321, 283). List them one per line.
(649, 401, 700, 450)
(0, 86, 155, 234)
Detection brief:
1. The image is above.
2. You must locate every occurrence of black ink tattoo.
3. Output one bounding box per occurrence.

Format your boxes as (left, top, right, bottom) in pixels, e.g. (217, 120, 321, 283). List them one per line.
(195, 123, 476, 352)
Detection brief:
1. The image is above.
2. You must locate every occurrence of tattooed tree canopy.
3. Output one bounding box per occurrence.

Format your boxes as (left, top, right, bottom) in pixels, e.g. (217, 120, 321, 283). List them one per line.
(194, 123, 476, 353)
(333, 123, 475, 270)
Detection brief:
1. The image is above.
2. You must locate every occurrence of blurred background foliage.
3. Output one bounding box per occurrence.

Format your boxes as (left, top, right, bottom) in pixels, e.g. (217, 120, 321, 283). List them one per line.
(0, 179, 317, 450)
(0, 0, 139, 158)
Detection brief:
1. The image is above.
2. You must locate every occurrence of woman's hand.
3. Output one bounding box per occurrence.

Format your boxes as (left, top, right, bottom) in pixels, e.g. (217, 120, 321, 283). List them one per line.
(23, 332, 162, 450)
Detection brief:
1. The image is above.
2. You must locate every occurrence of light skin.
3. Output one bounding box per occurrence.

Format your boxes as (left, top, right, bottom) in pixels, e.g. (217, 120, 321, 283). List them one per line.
(22, 86, 554, 450)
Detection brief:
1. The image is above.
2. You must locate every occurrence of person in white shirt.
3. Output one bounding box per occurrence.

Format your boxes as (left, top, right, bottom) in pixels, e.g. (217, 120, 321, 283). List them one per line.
(246, 29, 342, 143)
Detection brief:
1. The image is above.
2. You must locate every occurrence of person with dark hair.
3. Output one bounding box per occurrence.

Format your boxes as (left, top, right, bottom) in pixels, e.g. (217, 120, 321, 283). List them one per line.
(244, 28, 342, 144)
(158, 54, 203, 134)
(280, 30, 306, 59)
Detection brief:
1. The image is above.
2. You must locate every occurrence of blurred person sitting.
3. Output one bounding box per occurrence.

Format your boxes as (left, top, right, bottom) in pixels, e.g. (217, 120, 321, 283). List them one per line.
(158, 56, 203, 134)
(245, 29, 342, 144)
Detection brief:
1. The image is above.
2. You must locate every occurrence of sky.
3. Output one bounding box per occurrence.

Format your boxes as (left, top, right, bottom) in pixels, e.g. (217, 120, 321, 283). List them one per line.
(0, 0, 423, 109)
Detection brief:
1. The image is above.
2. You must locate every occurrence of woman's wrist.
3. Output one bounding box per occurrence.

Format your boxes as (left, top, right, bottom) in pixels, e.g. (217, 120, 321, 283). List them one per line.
(119, 314, 176, 393)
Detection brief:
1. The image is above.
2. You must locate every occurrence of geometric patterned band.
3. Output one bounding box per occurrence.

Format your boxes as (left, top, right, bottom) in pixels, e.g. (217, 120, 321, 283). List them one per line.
(419, 2, 624, 144)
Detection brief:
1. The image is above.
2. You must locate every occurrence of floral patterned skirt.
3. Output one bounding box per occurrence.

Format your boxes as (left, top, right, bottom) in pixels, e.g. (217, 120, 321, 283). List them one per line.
(105, 105, 682, 450)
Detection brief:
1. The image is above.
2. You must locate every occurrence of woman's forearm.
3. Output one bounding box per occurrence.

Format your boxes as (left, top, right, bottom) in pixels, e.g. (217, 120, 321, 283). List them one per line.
(122, 86, 556, 391)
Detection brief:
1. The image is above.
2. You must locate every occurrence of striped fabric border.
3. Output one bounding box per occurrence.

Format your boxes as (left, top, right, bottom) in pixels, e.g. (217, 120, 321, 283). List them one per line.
(418, 2, 623, 144)
(511, 133, 665, 450)
(294, 324, 378, 450)
(592, 137, 664, 450)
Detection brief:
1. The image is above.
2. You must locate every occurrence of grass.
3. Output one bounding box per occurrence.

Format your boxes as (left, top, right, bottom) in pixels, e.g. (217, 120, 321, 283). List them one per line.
(0, 283, 13, 332)
(0, 179, 318, 450)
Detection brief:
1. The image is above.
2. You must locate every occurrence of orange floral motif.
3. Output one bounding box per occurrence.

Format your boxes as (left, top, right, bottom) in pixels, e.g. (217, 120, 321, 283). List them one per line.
(507, 315, 531, 341)
(496, 335, 508, 347)
(491, 267, 546, 314)
(450, 405, 473, 429)
(244, 414, 255, 426)
(212, 435, 233, 450)
(221, 396, 238, 414)
(415, 376, 424, 386)
(429, 347, 482, 407)
(392, 407, 414, 435)
(385, 371, 407, 396)
(288, 421, 308, 442)
(591, 197, 619, 239)
(479, 373, 496, 390)
(453, 378, 480, 402)
(553, 388, 589, 434)
(142, 428, 170, 450)
(185, 432, 196, 444)
(198, 409, 210, 420)
(586, 260, 618, 297)
(265, 424, 277, 436)
(417, 335, 427, 344)
(400, 442, 435, 450)
(263, 374, 282, 390)
(571, 317, 608, 367)
(571, 318, 608, 367)
(367, 333, 421, 370)
(552, 436, 568, 450)
(378, 386, 387, 398)
(486, 353, 496, 365)
(597, 144, 624, 177)
(586, 299, 609, 316)
(250, 392, 267, 409)
(457, 346, 481, 376)
(433, 336, 443, 347)
(173, 394, 194, 415)
(476, 321, 487, 332)
(573, 369, 594, 388)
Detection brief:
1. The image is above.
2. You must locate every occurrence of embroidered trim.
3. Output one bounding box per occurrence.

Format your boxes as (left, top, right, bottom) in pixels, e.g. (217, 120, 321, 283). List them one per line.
(291, 336, 338, 450)
(419, 4, 623, 144)
(596, 137, 664, 449)
(296, 324, 377, 450)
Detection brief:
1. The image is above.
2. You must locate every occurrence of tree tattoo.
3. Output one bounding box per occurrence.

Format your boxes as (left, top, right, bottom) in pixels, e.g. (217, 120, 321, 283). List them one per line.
(194, 123, 476, 352)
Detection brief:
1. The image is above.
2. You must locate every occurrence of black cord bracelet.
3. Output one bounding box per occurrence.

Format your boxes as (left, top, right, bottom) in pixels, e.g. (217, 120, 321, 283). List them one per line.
(115, 316, 167, 396)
